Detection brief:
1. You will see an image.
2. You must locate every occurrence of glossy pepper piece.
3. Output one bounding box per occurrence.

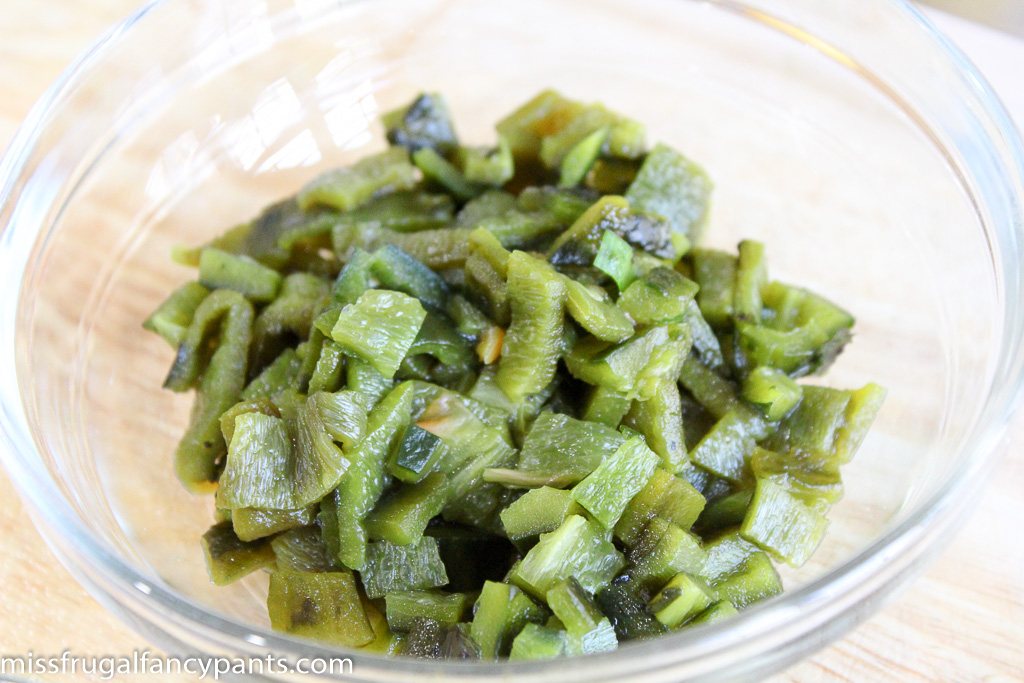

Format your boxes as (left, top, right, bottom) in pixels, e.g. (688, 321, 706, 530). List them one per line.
(625, 143, 713, 245)
(365, 472, 453, 546)
(546, 578, 618, 655)
(595, 581, 666, 642)
(628, 517, 707, 593)
(330, 289, 427, 379)
(571, 433, 660, 529)
(271, 525, 337, 573)
(548, 195, 676, 265)
(614, 469, 706, 547)
(470, 581, 514, 659)
(563, 277, 635, 343)
(690, 249, 736, 329)
(383, 92, 459, 157)
(198, 247, 283, 303)
(328, 382, 414, 570)
(385, 590, 471, 633)
(268, 570, 375, 647)
(509, 515, 625, 600)
(165, 289, 254, 492)
(623, 380, 688, 473)
(513, 411, 625, 487)
(648, 571, 716, 628)
(361, 537, 449, 599)
(499, 486, 584, 547)
(508, 623, 568, 661)
(201, 521, 275, 585)
(232, 506, 315, 543)
(143, 281, 210, 348)
(299, 147, 418, 212)
(740, 478, 829, 567)
(496, 251, 567, 401)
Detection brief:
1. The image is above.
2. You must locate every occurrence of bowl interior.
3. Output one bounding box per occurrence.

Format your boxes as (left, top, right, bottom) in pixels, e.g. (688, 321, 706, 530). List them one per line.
(14, 0, 999, 656)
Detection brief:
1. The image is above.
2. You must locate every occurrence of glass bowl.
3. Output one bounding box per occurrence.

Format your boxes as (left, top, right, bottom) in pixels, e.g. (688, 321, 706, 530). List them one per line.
(2, 0, 1023, 680)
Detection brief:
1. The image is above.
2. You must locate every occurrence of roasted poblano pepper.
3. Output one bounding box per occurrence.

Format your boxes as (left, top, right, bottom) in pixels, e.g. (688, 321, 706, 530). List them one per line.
(152, 89, 884, 662)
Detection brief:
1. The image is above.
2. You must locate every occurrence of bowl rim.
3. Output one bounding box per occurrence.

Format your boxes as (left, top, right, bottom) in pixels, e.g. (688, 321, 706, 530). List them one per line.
(2, 0, 1024, 679)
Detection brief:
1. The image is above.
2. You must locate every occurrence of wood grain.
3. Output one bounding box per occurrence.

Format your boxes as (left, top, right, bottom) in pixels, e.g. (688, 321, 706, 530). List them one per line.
(0, 1, 1022, 681)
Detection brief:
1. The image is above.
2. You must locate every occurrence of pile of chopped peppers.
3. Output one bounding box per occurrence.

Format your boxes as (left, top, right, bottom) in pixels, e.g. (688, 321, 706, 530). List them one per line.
(146, 90, 885, 659)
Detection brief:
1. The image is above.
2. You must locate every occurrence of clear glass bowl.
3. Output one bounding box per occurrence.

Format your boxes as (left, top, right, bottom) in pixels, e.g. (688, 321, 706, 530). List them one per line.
(2, 0, 1023, 680)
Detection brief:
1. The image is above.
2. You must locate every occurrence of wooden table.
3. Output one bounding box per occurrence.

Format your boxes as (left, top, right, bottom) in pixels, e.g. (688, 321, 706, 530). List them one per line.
(1, 1, 1022, 680)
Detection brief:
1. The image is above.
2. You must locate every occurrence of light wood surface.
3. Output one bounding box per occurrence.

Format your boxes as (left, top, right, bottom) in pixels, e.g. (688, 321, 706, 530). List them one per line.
(1, 2, 1023, 681)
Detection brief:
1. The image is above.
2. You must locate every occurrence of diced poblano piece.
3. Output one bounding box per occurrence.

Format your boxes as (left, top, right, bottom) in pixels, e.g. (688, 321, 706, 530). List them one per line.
(496, 251, 567, 401)
(762, 384, 861, 469)
(685, 600, 739, 627)
(216, 413, 302, 510)
(359, 597, 404, 655)
(413, 147, 480, 202)
(298, 147, 418, 212)
(330, 382, 414, 570)
(232, 505, 314, 543)
(166, 290, 254, 493)
(361, 537, 449, 599)
(628, 517, 707, 592)
(750, 446, 842, 514)
(688, 409, 763, 485)
(709, 549, 783, 609)
(623, 380, 688, 473)
(268, 570, 375, 647)
(499, 486, 583, 543)
(563, 278, 635, 343)
(546, 578, 618, 655)
(471, 581, 513, 659)
(699, 529, 761, 582)
(514, 412, 626, 487)
(617, 267, 699, 326)
(696, 488, 754, 534)
(371, 243, 449, 311)
(647, 571, 716, 629)
(625, 143, 712, 244)
(383, 92, 458, 157)
(365, 472, 453, 546)
(595, 581, 666, 642)
(386, 424, 443, 483)
(733, 240, 767, 325)
(271, 525, 337, 573)
(468, 226, 512, 277)
(461, 139, 515, 186)
(548, 195, 676, 265)
(508, 623, 568, 661)
(738, 281, 854, 377)
(509, 515, 625, 601)
(741, 366, 803, 421)
(614, 469, 706, 547)
(539, 101, 645, 168)
(571, 434, 660, 529)
(401, 618, 445, 659)
(198, 247, 282, 303)
(559, 125, 608, 188)
(593, 229, 636, 292)
(293, 390, 365, 504)
(835, 383, 886, 463)
(201, 521, 275, 586)
(565, 326, 669, 397)
(385, 590, 470, 633)
(143, 281, 210, 348)
(496, 89, 584, 162)
(330, 289, 427, 379)
(740, 478, 829, 567)
(690, 248, 737, 330)
(332, 190, 455, 235)
(218, 390, 364, 511)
